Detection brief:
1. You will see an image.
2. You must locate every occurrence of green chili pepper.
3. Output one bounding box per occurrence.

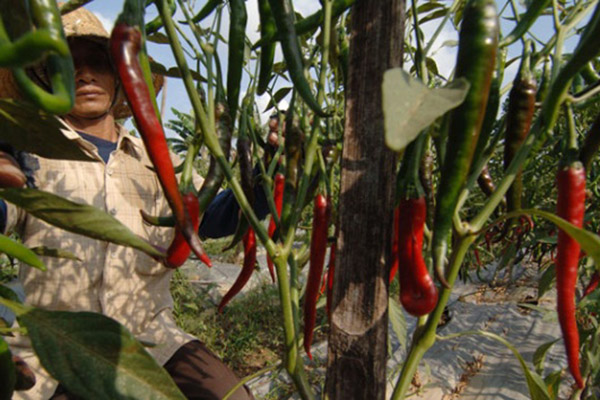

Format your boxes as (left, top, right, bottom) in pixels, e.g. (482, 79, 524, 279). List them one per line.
(257, 0, 276, 95)
(268, 0, 328, 117)
(227, 0, 247, 119)
(144, 0, 176, 35)
(253, 0, 354, 49)
(431, 0, 498, 287)
(499, 0, 551, 47)
(9, 0, 74, 114)
(188, 0, 222, 24)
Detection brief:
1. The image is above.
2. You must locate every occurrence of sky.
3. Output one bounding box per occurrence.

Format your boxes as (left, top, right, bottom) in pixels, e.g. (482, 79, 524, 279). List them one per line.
(80, 0, 564, 136)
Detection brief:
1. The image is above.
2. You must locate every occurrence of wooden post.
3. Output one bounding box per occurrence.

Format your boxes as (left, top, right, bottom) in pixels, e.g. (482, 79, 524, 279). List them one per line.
(325, 0, 405, 398)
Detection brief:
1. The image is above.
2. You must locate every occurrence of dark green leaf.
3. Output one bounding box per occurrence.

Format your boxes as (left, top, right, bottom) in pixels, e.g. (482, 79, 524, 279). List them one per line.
(0, 234, 45, 270)
(417, 2, 445, 13)
(538, 264, 555, 299)
(420, 9, 449, 24)
(0, 188, 164, 258)
(0, 100, 93, 161)
(533, 339, 559, 376)
(0, 336, 16, 400)
(383, 68, 470, 151)
(150, 61, 206, 82)
(31, 246, 81, 261)
(543, 370, 562, 400)
(1, 300, 185, 400)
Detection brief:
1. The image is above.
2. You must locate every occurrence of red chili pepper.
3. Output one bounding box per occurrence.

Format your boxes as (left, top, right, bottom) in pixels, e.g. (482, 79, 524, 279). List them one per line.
(583, 272, 599, 298)
(218, 228, 257, 313)
(304, 194, 330, 359)
(266, 173, 285, 282)
(397, 197, 438, 317)
(555, 163, 586, 389)
(165, 192, 210, 268)
(389, 206, 401, 284)
(109, 23, 209, 266)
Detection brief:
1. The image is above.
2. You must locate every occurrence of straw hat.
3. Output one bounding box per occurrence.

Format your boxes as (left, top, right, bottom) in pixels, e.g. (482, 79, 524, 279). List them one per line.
(0, 6, 163, 119)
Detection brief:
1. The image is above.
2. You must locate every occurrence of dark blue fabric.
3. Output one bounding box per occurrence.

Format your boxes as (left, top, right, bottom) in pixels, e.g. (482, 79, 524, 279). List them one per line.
(0, 200, 6, 233)
(198, 178, 270, 239)
(77, 131, 118, 163)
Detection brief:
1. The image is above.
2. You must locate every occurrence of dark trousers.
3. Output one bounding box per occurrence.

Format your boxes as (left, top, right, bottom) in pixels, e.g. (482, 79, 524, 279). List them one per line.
(51, 340, 254, 400)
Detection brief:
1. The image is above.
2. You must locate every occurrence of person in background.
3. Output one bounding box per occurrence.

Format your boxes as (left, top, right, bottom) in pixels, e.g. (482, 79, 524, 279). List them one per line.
(0, 7, 271, 400)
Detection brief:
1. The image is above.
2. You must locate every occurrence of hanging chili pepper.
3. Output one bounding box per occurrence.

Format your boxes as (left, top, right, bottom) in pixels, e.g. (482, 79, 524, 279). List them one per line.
(477, 164, 496, 198)
(266, 172, 285, 282)
(504, 42, 536, 213)
(188, 0, 222, 24)
(109, 22, 209, 266)
(267, 0, 327, 117)
(257, 0, 276, 95)
(397, 197, 439, 316)
(431, 0, 498, 288)
(579, 115, 600, 171)
(218, 228, 257, 312)
(227, 0, 247, 119)
(197, 101, 233, 212)
(8, 0, 74, 114)
(389, 206, 400, 284)
(165, 192, 210, 268)
(555, 162, 586, 389)
(304, 194, 330, 359)
(583, 272, 599, 298)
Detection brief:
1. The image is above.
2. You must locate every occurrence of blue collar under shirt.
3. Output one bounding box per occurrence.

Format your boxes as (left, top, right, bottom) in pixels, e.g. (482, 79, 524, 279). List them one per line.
(77, 131, 118, 163)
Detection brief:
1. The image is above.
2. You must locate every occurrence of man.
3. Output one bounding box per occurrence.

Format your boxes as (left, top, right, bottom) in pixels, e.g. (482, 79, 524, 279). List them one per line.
(1, 7, 267, 400)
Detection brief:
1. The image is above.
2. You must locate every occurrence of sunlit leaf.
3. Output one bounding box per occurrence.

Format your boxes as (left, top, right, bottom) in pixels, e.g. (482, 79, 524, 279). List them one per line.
(0, 300, 185, 400)
(388, 298, 407, 350)
(383, 68, 469, 151)
(0, 234, 45, 270)
(0, 188, 164, 258)
(0, 100, 93, 161)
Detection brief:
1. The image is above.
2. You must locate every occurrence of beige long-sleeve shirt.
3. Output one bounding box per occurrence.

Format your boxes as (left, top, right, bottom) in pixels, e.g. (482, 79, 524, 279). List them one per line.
(6, 121, 200, 399)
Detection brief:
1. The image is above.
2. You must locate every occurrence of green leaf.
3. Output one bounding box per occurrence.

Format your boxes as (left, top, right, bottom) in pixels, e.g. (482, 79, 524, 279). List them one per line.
(0, 234, 45, 270)
(512, 209, 600, 271)
(441, 330, 552, 400)
(0, 300, 185, 400)
(150, 61, 206, 82)
(543, 369, 562, 400)
(533, 339, 559, 376)
(383, 69, 469, 151)
(0, 336, 16, 400)
(0, 100, 94, 161)
(31, 246, 81, 261)
(388, 298, 407, 351)
(0, 188, 164, 259)
(538, 264, 555, 300)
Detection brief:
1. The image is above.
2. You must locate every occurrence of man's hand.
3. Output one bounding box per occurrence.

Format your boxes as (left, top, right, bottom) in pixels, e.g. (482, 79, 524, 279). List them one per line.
(0, 151, 26, 188)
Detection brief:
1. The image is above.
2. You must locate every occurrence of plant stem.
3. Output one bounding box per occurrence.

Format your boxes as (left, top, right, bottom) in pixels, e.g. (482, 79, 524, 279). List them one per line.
(390, 235, 475, 399)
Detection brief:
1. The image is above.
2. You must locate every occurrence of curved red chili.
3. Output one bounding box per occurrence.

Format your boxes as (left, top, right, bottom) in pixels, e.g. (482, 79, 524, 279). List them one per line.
(555, 163, 586, 389)
(218, 228, 257, 312)
(109, 23, 209, 265)
(165, 192, 211, 268)
(266, 173, 285, 282)
(398, 197, 438, 317)
(304, 194, 330, 359)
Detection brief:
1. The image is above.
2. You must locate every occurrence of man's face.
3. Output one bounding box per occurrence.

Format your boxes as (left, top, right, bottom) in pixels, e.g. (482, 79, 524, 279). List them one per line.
(67, 38, 117, 119)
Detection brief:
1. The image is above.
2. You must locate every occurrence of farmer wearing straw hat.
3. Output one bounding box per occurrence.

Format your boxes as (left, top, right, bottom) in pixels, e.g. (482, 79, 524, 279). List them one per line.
(0, 7, 266, 400)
